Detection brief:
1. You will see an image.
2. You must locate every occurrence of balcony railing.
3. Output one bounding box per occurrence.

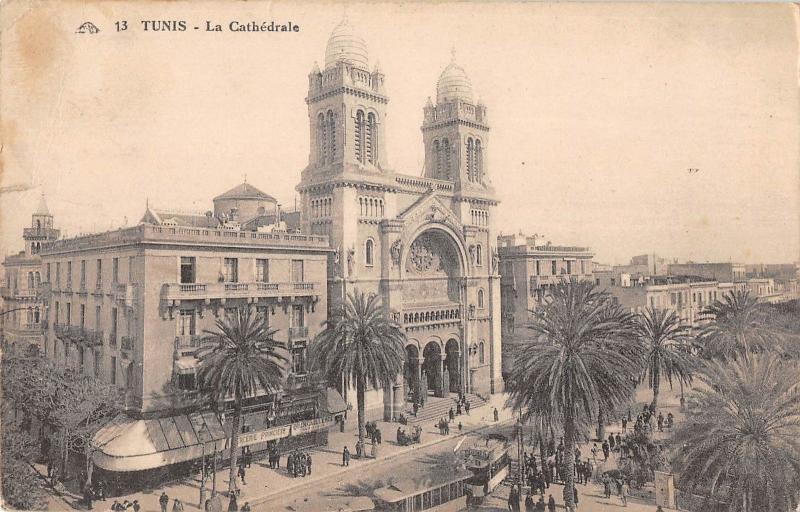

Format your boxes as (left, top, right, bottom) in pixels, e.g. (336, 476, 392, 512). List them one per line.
(286, 372, 312, 390)
(175, 334, 203, 349)
(120, 335, 135, 351)
(402, 304, 461, 326)
(54, 324, 103, 346)
(289, 326, 309, 340)
(163, 282, 317, 302)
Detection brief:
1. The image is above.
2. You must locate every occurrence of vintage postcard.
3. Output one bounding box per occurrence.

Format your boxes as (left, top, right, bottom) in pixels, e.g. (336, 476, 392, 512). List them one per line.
(1, 2, 798, 512)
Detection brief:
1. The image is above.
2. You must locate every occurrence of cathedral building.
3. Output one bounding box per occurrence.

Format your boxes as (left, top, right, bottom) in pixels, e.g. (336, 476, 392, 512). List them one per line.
(297, 18, 502, 420)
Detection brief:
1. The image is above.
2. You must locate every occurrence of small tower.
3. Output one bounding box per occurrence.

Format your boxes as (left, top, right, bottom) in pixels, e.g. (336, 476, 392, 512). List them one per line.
(305, 16, 389, 174)
(422, 50, 489, 190)
(24, 194, 59, 255)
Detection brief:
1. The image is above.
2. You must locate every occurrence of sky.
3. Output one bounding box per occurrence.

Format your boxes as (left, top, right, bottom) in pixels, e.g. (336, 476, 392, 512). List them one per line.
(1, 1, 798, 265)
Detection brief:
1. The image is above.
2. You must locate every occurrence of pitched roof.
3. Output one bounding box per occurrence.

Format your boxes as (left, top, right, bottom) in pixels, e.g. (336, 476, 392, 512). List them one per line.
(140, 207, 221, 228)
(35, 194, 50, 216)
(213, 183, 276, 202)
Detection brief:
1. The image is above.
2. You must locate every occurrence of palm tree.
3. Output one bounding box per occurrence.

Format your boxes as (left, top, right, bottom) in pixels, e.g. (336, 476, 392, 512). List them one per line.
(698, 289, 773, 361)
(635, 307, 696, 410)
(197, 307, 287, 495)
(671, 354, 800, 512)
(309, 290, 406, 451)
(507, 280, 642, 511)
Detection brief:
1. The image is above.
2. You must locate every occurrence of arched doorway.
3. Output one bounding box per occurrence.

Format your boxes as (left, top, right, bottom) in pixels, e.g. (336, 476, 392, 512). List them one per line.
(404, 344, 421, 403)
(445, 338, 461, 394)
(422, 341, 444, 398)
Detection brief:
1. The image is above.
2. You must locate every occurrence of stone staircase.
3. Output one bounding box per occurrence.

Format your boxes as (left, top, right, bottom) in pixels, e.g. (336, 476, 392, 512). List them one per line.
(401, 393, 488, 426)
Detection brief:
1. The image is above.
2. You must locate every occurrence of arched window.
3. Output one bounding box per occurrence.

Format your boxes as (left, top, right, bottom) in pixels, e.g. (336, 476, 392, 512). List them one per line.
(355, 110, 365, 163)
(434, 140, 441, 178)
(327, 110, 336, 162)
(442, 138, 451, 179)
(36, 219, 41, 230)
(365, 239, 374, 266)
(367, 113, 377, 164)
(466, 138, 474, 181)
(479, 341, 485, 365)
(34, 307, 40, 323)
(478, 289, 485, 309)
(317, 113, 326, 163)
(475, 139, 483, 183)
(476, 244, 483, 266)
(34, 272, 40, 287)
(28, 272, 34, 289)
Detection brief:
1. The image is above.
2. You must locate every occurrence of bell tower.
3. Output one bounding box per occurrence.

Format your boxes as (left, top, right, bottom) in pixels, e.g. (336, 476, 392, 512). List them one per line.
(422, 51, 489, 191)
(305, 17, 389, 175)
(25, 194, 59, 255)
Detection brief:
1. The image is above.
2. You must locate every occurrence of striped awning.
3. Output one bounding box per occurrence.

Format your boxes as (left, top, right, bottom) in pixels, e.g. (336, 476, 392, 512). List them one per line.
(90, 411, 229, 472)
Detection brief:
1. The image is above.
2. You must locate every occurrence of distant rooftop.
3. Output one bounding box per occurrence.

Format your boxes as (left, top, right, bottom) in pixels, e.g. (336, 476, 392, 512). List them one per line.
(213, 182, 276, 202)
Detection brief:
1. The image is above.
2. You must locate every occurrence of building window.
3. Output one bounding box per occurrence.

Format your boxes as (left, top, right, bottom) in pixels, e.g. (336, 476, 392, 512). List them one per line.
(177, 373, 196, 391)
(367, 112, 377, 164)
(478, 341, 485, 365)
(256, 306, 269, 328)
(475, 245, 482, 266)
(66, 262, 72, 289)
(178, 309, 196, 336)
(95, 306, 102, 331)
(256, 259, 269, 282)
(327, 110, 336, 161)
(80, 304, 86, 328)
(110, 307, 118, 345)
(434, 140, 442, 178)
(78, 347, 85, 371)
(478, 289, 485, 309)
(291, 260, 304, 282)
(567, 261, 573, 275)
(535, 260, 541, 276)
(581, 260, 585, 275)
(355, 109, 365, 163)
(128, 256, 135, 282)
(292, 345, 307, 374)
(66, 303, 71, 326)
(223, 258, 238, 283)
(96, 259, 103, 289)
(56, 263, 61, 288)
(110, 356, 117, 385)
(46, 263, 51, 283)
(180, 257, 196, 284)
(365, 239, 374, 266)
(291, 305, 305, 328)
(466, 137, 474, 181)
(55, 301, 60, 325)
(551, 260, 557, 276)
(442, 138, 451, 179)
(112, 257, 119, 284)
(474, 139, 483, 183)
(80, 260, 86, 289)
(317, 113, 326, 163)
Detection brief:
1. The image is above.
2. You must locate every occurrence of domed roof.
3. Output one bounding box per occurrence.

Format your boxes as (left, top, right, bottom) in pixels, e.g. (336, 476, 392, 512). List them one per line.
(214, 182, 275, 202)
(324, 17, 369, 70)
(436, 51, 473, 104)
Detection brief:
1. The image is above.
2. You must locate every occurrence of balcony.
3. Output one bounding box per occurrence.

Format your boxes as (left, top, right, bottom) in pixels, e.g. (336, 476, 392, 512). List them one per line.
(162, 282, 317, 303)
(120, 335, 135, 351)
(289, 326, 309, 340)
(114, 283, 136, 306)
(286, 373, 312, 390)
(54, 324, 103, 347)
(402, 304, 461, 327)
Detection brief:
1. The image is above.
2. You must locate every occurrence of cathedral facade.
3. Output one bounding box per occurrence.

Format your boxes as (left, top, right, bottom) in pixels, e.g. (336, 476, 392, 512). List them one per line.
(297, 19, 502, 420)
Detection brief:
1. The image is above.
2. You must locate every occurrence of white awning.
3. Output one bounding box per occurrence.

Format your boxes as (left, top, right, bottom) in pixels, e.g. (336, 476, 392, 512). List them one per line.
(174, 356, 199, 375)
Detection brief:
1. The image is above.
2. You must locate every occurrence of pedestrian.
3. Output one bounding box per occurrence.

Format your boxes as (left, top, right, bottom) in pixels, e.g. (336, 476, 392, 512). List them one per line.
(547, 495, 556, 512)
(111, 500, 122, 511)
(494, 408, 499, 422)
(413, 402, 419, 416)
(465, 401, 471, 415)
(602, 474, 611, 498)
(238, 463, 246, 484)
(508, 484, 519, 512)
(621, 479, 629, 507)
(240, 503, 251, 512)
(343, 446, 350, 466)
(667, 412, 674, 429)
(306, 453, 312, 475)
(376, 428, 382, 445)
(525, 491, 535, 512)
(573, 486, 579, 508)
(227, 494, 238, 512)
(159, 492, 170, 512)
(602, 440, 610, 461)
(535, 496, 546, 512)
(621, 417, 628, 432)
(173, 498, 185, 512)
(371, 438, 378, 458)
(132, 500, 141, 512)
(287, 452, 295, 476)
(615, 433, 622, 451)
(657, 412, 664, 432)
(83, 482, 93, 510)
(608, 433, 616, 451)
(458, 422, 463, 432)
(590, 443, 598, 462)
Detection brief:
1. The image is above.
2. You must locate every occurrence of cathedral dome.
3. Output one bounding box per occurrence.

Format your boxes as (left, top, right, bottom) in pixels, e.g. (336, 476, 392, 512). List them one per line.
(436, 54, 473, 104)
(324, 17, 369, 70)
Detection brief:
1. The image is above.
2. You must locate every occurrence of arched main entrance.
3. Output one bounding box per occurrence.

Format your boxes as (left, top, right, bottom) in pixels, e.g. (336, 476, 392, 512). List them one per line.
(422, 341, 444, 398)
(444, 338, 461, 394)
